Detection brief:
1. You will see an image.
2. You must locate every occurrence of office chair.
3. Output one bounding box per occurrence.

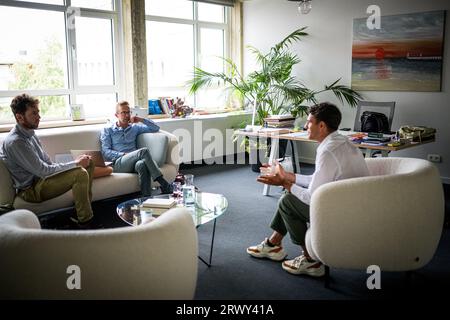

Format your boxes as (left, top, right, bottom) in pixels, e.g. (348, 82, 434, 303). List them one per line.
(354, 101, 396, 134)
(353, 101, 396, 157)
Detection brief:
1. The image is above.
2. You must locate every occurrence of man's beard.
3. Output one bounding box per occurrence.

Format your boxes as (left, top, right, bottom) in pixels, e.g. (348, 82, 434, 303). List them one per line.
(22, 118, 38, 130)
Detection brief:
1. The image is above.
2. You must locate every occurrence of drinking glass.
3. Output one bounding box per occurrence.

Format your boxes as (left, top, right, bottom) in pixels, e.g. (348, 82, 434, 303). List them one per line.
(184, 174, 194, 186)
(172, 181, 182, 197)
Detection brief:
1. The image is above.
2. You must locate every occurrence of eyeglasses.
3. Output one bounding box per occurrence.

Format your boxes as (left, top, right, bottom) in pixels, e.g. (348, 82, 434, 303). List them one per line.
(119, 111, 131, 115)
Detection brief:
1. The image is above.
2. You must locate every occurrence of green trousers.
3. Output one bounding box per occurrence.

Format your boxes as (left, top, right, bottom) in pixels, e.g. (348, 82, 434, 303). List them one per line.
(19, 161, 95, 223)
(270, 192, 310, 246)
(112, 148, 162, 197)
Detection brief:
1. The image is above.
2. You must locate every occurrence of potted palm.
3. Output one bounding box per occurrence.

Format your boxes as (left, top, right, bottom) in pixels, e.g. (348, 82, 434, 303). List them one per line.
(188, 27, 362, 169)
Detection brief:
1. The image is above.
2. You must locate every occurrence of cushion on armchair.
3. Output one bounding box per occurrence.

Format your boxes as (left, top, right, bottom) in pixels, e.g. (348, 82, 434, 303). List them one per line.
(136, 132, 169, 167)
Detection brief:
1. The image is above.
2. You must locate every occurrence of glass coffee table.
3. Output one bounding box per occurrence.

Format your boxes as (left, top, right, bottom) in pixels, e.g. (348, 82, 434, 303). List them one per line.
(117, 192, 228, 267)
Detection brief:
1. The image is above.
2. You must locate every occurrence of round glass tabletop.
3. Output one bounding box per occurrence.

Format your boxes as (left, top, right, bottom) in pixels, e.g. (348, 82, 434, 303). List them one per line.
(117, 192, 228, 227)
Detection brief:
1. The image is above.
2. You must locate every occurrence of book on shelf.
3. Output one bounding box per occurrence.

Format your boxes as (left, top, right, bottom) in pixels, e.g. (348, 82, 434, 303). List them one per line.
(158, 98, 170, 114)
(142, 198, 177, 209)
(158, 97, 176, 115)
(148, 99, 162, 115)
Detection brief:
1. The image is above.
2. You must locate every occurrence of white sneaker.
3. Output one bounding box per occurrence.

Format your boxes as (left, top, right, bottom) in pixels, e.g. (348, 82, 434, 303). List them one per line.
(246, 238, 287, 261)
(282, 255, 325, 277)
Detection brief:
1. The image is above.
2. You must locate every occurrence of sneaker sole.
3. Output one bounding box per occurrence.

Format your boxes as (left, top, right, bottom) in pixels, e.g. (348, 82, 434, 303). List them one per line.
(281, 263, 325, 277)
(246, 248, 287, 261)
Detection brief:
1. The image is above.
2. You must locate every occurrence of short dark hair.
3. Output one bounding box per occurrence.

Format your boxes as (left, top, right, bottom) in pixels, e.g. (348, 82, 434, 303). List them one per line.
(10, 94, 39, 116)
(308, 102, 342, 132)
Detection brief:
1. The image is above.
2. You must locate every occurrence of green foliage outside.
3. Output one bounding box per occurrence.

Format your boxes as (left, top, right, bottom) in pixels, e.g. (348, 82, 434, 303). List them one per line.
(0, 36, 67, 122)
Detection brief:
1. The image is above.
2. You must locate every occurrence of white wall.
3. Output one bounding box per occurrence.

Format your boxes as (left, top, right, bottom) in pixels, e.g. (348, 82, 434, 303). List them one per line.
(158, 114, 250, 163)
(243, 0, 450, 182)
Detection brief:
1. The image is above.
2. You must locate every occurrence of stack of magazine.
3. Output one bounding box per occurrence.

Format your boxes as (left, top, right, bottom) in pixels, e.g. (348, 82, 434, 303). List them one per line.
(263, 115, 295, 128)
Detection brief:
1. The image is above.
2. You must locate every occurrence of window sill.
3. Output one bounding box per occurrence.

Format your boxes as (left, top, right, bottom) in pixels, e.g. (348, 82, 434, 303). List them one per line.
(0, 111, 251, 133)
(0, 118, 108, 133)
(152, 110, 250, 123)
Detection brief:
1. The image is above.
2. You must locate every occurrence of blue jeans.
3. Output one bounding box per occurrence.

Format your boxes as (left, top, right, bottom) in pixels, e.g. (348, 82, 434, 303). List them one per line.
(113, 148, 162, 196)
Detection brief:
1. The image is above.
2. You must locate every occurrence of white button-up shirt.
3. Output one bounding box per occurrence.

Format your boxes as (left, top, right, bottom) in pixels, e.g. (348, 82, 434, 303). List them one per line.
(290, 131, 369, 205)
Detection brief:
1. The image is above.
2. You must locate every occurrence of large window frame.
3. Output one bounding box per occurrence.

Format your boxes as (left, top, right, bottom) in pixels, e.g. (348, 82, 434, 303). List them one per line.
(0, 0, 123, 124)
(145, 1, 232, 112)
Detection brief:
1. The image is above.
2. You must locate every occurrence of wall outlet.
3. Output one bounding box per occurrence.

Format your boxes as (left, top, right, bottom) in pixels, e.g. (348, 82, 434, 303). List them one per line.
(427, 154, 442, 163)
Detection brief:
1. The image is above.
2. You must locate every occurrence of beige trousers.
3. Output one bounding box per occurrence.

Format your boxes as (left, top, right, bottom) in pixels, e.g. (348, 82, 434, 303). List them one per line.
(19, 161, 95, 223)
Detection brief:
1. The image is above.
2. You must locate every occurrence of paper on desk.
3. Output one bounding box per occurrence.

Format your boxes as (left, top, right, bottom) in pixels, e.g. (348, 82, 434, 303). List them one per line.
(282, 131, 309, 138)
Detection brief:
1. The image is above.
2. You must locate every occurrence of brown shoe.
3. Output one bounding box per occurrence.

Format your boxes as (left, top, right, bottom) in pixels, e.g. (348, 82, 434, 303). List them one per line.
(70, 217, 103, 230)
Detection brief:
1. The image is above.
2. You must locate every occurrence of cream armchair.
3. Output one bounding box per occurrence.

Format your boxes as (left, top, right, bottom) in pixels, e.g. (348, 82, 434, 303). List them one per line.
(305, 157, 444, 284)
(0, 208, 198, 299)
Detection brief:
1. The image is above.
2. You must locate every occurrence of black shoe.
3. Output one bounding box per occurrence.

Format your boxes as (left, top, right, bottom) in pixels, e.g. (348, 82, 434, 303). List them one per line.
(160, 184, 173, 195)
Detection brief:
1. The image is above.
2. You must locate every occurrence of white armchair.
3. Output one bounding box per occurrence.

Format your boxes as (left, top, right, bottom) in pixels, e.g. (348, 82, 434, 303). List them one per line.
(305, 157, 444, 283)
(0, 207, 198, 299)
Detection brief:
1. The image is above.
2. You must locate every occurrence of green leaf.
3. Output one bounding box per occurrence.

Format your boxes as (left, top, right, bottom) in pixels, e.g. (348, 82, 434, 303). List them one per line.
(187, 26, 362, 124)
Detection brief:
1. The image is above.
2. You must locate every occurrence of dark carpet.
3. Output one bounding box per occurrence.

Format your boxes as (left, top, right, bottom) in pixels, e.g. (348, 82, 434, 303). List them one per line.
(41, 163, 450, 300)
(186, 164, 450, 300)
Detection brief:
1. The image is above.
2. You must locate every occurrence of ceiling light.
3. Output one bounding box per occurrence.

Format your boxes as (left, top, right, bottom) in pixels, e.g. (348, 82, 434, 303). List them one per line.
(288, 0, 312, 14)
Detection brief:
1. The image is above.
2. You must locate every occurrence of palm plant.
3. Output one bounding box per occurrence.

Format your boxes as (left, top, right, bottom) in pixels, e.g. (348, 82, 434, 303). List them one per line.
(188, 27, 363, 124)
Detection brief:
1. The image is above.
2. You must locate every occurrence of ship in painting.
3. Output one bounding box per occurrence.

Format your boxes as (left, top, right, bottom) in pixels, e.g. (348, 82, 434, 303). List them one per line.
(406, 52, 442, 60)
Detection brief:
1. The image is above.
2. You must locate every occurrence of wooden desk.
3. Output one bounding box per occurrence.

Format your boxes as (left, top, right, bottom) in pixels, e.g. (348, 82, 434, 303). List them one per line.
(235, 129, 435, 195)
(280, 130, 435, 158)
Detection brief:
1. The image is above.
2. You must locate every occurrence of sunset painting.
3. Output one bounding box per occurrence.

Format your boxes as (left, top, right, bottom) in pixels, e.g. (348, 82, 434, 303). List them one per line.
(352, 10, 445, 91)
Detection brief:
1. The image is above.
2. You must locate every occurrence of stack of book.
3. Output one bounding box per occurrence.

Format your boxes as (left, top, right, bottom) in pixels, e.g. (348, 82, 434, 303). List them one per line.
(142, 198, 177, 209)
(360, 135, 392, 146)
(264, 115, 295, 128)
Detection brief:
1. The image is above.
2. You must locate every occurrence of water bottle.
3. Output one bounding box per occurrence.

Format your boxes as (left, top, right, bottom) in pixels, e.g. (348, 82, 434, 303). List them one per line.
(182, 174, 195, 206)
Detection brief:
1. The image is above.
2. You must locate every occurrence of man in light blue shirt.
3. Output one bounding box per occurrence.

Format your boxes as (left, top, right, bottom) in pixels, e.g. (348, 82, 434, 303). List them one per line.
(100, 101, 172, 196)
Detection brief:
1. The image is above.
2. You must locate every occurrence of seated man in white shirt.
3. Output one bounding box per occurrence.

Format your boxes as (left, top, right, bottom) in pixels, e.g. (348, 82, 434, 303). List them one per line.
(247, 102, 370, 277)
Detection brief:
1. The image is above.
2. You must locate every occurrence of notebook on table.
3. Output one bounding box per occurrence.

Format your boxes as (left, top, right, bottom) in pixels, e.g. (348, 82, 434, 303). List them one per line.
(70, 150, 112, 167)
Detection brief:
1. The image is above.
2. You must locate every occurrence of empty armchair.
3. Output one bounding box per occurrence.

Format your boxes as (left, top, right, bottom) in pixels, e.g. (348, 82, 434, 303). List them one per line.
(0, 207, 198, 299)
(306, 157, 444, 275)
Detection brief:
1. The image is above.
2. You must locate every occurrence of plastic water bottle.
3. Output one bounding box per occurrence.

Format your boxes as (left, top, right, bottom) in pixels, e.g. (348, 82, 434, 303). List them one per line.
(182, 185, 195, 206)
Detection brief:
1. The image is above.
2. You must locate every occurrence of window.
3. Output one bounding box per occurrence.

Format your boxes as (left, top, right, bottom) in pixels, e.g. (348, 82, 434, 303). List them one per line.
(145, 0, 231, 112)
(71, 0, 113, 11)
(74, 16, 115, 86)
(0, 0, 122, 124)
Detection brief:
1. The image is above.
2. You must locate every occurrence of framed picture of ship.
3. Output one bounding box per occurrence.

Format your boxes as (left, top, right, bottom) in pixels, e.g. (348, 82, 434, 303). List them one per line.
(352, 10, 446, 91)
